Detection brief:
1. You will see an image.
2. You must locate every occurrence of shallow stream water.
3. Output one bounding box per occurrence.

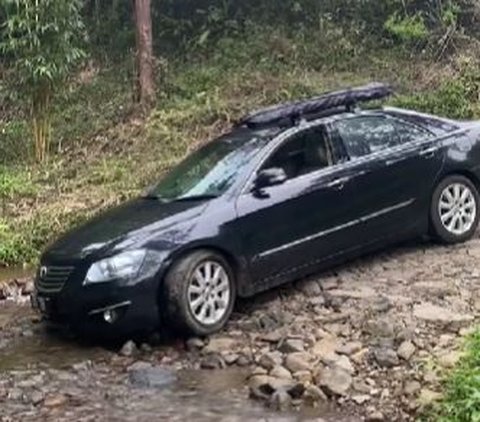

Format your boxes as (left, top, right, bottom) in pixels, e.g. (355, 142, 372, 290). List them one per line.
(0, 269, 356, 421)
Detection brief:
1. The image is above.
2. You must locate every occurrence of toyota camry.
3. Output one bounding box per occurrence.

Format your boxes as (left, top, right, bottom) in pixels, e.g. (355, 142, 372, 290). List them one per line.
(32, 83, 480, 337)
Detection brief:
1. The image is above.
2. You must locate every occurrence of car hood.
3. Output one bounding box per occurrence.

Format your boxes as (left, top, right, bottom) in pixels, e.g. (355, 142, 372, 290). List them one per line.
(44, 198, 209, 261)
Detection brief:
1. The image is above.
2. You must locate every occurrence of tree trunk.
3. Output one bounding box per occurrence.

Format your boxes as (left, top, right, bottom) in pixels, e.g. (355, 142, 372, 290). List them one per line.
(133, 0, 155, 109)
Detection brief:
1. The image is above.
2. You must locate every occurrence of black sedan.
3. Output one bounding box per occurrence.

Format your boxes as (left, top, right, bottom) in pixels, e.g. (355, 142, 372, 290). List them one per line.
(32, 84, 480, 337)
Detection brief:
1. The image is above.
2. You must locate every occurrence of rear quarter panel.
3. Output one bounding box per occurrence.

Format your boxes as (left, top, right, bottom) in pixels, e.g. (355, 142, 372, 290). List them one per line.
(439, 123, 480, 184)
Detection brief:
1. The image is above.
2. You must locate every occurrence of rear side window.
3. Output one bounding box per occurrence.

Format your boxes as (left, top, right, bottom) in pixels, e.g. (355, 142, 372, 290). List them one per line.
(334, 116, 432, 159)
(334, 116, 399, 158)
(393, 120, 433, 144)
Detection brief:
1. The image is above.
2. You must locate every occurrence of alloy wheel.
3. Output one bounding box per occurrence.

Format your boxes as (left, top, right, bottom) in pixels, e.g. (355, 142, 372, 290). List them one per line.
(187, 260, 231, 326)
(438, 182, 477, 236)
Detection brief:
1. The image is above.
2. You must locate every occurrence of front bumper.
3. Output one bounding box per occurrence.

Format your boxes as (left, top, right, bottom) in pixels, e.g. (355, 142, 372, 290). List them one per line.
(32, 267, 162, 338)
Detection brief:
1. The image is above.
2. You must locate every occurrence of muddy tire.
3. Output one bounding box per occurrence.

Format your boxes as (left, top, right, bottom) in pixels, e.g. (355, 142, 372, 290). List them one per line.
(163, 250, 236, 336)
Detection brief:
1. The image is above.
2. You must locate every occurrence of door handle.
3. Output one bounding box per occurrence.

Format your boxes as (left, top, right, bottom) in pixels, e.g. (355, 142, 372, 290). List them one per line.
(419, 147, 437, 159)
(327, 176, 350, 190)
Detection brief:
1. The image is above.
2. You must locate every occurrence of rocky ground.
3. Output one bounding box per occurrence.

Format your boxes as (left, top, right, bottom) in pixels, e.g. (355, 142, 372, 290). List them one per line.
(1, 236, 480, 421)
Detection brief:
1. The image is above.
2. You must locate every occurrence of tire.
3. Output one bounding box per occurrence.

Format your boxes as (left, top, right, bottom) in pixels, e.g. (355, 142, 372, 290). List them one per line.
(430, 175, 480, 244)
(163, 250, 236, 336)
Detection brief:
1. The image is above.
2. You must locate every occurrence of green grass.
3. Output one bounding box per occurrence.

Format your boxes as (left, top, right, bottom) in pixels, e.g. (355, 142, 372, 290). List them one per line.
(427, 330, 480, 421)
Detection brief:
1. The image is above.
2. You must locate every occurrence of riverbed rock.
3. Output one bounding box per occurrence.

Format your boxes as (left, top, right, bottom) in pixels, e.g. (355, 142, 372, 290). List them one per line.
(413, 303, 474, 327)
(268, 390, 292, 411)
(258, 351, 283, 370)
(316, 366, 352, 396)
(248, 375, 299, 400)
(204, 337, 238, 354)
(270, 365, 292, 380)
(352, 394, 370, 405)
(370, 295, 392, 313)
(304, 384, 328, 402)
(397, 340, 416, 361)
(403, 380, 421, 396)
(186, 337, 204, 351)
(284, 352, 312, 372)
(200, 353, 226, 369)
(312, 337, 340, 363)
(119, 340, 138, 357)
(296, 279, 322, 296)
(278, 338, 304, 353)
(43, 394, 68, 408)
(336, 341, 363, 356)
(373, 348, 399, 368)
(334, 355, 355, 374)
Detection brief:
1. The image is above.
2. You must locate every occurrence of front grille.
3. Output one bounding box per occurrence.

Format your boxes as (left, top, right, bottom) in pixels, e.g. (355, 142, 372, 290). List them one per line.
(36, 265, 74, 294)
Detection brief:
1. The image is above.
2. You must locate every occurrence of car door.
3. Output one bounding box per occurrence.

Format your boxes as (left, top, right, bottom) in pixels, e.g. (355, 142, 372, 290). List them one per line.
(329, 114, 444, 243)
(235, 125, 369, 286)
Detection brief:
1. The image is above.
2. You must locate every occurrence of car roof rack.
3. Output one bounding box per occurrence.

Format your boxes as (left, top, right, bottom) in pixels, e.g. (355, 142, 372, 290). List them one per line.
(237, 82, 393, 129)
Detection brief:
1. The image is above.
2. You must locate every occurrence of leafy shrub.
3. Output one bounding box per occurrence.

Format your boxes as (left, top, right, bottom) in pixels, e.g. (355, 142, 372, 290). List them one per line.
(385, 12, 429, 44)
(393, 60, 480, 119)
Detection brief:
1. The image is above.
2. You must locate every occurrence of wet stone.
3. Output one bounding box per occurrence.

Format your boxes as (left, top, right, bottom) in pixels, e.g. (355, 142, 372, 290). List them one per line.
(129, 367, 177, 389)
(186, 337, 204, 351)
(200, 354, 226, 370)
(268, 390, 292, 411)
(119, 340, 138, 357)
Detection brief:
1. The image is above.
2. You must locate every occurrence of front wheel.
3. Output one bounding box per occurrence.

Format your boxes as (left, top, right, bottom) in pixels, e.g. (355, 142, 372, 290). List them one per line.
(163, 250, 236, 336)
(430, 175, 480, 244)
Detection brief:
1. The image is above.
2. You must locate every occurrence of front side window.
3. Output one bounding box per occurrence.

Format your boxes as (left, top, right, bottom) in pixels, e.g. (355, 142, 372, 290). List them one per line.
(262, 127, 332, 180)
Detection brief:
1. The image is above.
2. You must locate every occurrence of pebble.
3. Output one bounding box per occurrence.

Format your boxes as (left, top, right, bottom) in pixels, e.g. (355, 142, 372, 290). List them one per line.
(397, 340, 416, 361)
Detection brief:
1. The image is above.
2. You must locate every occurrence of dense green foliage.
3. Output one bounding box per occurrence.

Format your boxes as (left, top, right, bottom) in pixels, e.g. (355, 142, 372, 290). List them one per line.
(1, 0, 85, 162)
(0, 0, 479, 266)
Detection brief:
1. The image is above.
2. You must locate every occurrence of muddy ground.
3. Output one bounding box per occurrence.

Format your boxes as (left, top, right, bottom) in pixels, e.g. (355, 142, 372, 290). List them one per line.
(1, 235, 480, 421)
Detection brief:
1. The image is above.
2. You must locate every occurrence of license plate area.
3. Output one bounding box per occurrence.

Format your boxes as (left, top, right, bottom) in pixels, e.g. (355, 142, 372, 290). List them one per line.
(31, 292, 54, 317)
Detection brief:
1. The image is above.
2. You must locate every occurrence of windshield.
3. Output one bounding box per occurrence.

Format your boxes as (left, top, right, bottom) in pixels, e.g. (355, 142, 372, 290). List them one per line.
(146, 130, 269, 201)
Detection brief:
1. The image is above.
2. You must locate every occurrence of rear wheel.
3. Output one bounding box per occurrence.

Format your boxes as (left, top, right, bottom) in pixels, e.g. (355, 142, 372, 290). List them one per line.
(430, 175, 479, 243)
(163, 250, 235, 336)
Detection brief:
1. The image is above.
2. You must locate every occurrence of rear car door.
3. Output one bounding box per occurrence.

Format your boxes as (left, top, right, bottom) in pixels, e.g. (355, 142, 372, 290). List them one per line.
(329, 114, 444, 242)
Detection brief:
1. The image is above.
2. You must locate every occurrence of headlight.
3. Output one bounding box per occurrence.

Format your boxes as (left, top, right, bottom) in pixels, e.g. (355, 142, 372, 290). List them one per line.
(84, 250, 147, 284)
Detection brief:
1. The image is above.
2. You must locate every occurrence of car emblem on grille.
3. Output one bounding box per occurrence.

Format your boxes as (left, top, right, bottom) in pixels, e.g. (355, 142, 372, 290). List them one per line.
(40, 266, 48, 278)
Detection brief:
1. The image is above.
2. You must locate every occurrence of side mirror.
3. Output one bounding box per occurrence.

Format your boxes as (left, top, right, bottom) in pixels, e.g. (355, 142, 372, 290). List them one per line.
(254, 167, 287, 190)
